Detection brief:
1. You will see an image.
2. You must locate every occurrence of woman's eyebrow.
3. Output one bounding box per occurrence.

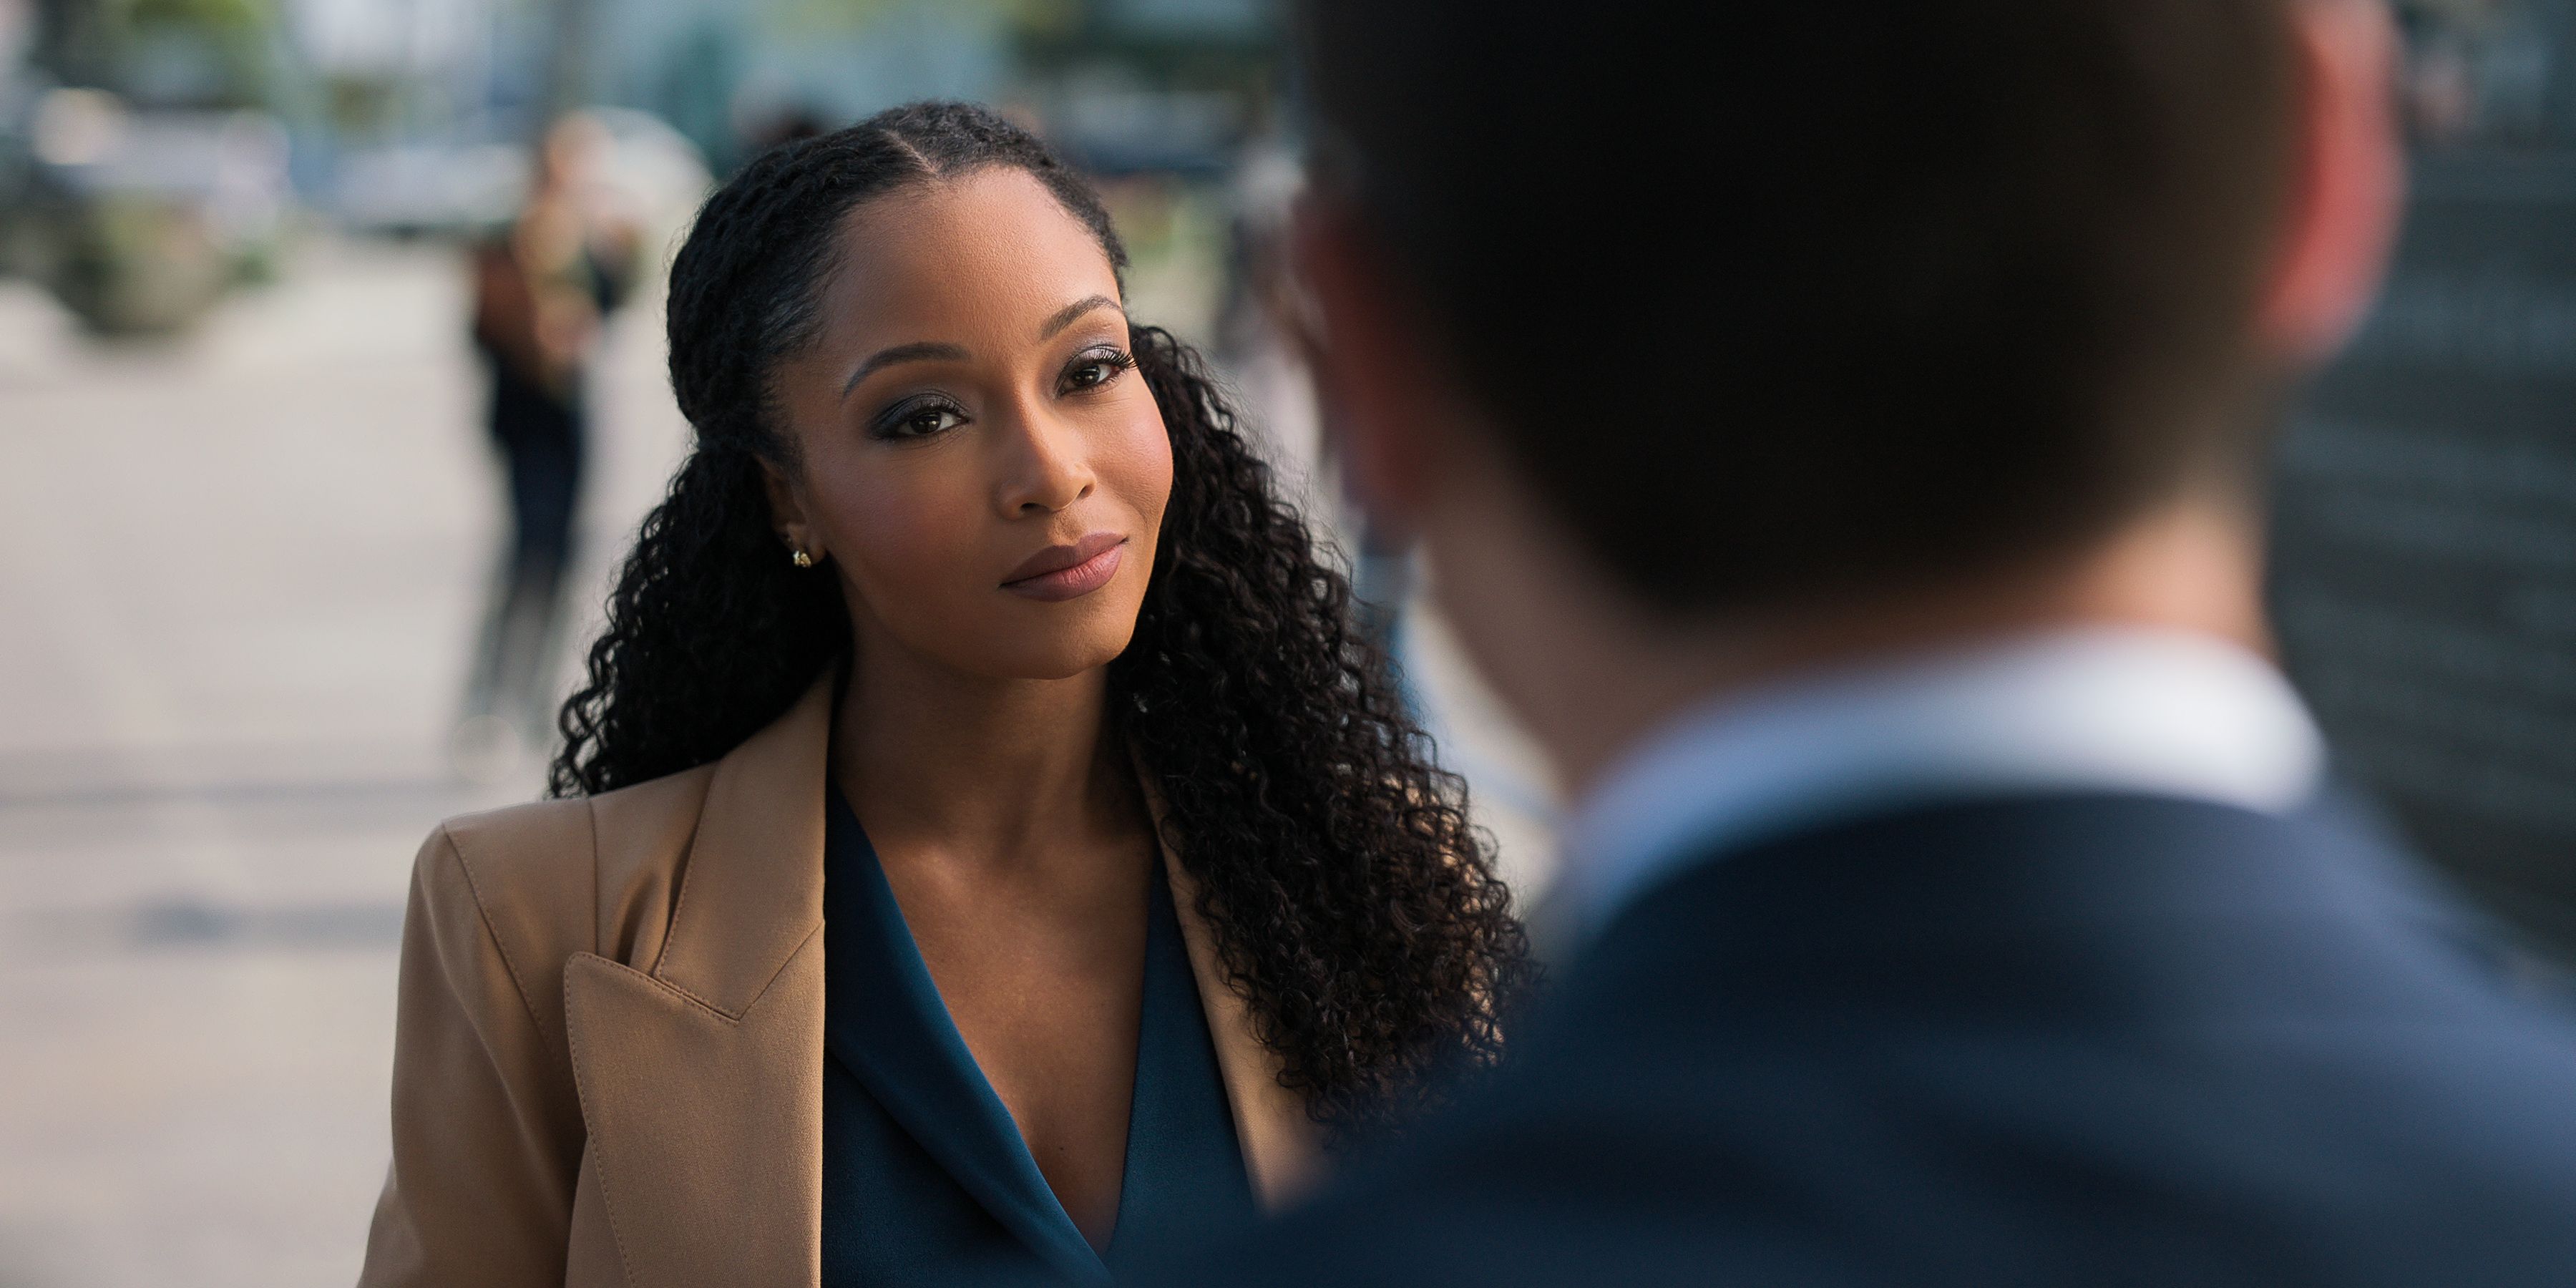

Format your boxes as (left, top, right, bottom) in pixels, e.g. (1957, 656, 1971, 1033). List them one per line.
(841, 341, 970, 399)
(1037, 294, 1121, 341)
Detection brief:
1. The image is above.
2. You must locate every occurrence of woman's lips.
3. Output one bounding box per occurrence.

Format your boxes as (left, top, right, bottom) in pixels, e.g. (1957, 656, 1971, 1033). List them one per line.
(1002, 533, 1127, 602)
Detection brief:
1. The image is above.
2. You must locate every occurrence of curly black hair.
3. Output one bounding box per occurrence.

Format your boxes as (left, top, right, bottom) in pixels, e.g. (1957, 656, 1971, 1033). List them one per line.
(550, 101, 1529, 1137)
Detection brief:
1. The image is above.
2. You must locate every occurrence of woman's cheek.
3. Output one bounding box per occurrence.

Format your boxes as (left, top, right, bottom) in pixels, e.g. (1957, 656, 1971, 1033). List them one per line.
(834, 477, 980, 605)
(1105, 410, 1176, 528)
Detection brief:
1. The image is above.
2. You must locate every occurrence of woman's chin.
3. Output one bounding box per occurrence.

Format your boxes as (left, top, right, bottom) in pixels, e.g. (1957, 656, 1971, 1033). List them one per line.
(970, 595, 1144, 680)
(964, 632, 1138, 683)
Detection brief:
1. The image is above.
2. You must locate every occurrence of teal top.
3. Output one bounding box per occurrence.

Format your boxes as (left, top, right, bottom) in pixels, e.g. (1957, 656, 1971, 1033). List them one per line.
(819, 788, 1256, 1286)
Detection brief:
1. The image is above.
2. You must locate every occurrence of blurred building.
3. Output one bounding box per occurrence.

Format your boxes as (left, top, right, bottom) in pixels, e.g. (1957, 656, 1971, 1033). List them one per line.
(2274, 0, 2576, 963)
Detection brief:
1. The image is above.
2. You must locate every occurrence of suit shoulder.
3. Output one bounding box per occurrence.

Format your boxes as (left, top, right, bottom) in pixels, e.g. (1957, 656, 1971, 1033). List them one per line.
(409, 797, 598, 997)
(428, 768, 714, 897)
(432, 795, 594, 876)
(415, 763, 718, 974)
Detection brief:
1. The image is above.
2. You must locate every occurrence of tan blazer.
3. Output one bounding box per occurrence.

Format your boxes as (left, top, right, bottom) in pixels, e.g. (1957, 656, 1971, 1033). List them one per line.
(358, 677, 1322, 1288)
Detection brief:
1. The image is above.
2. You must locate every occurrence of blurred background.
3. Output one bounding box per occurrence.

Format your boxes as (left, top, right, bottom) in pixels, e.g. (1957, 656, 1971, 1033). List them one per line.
(2275, 0, 2576, 963)
(4, 0, 2576, 1283)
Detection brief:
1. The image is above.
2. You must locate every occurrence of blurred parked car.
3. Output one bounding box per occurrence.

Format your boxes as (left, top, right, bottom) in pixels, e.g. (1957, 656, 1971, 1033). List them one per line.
(0, 87, 289, 335)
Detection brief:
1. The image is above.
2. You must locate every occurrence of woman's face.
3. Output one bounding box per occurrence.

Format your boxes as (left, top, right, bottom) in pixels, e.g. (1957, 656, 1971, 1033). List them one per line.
(767, 168, 1172, 681)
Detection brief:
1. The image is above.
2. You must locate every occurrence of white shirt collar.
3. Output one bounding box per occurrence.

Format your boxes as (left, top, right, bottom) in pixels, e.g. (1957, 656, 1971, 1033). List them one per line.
(1560, 627, 2327, 935)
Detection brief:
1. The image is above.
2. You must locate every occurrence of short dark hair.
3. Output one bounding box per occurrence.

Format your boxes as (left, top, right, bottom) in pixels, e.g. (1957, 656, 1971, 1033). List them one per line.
(1297, 2, 2300, 612)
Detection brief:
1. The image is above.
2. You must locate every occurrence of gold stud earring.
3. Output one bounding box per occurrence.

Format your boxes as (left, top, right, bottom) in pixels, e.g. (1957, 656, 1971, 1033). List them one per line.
(791, 548, 814, 569)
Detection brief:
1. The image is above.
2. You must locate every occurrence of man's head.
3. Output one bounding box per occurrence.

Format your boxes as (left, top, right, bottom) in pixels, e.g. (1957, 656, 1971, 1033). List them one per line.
(1292, 0, 2401, 777)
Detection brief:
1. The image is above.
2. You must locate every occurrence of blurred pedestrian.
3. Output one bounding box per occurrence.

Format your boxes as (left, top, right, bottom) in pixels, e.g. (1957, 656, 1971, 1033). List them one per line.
(1150, 0, 2576, 1284)
(454, 112, 638, 776)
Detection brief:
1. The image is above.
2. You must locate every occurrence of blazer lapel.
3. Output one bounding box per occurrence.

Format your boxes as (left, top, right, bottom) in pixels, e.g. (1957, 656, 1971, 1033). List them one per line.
(563, 678, 835, 1288)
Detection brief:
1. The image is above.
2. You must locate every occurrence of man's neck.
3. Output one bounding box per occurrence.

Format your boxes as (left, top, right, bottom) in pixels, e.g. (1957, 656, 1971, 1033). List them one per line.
(1491, 495, 2273, 801)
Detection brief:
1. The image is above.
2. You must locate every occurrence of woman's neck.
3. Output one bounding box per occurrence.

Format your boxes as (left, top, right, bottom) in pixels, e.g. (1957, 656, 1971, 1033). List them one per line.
(831, 640, 1138, 873)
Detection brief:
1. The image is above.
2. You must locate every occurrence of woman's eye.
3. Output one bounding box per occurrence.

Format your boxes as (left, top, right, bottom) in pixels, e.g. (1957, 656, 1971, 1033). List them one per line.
(1062, 350, 1133, 393)
(879, 402, 967, 439)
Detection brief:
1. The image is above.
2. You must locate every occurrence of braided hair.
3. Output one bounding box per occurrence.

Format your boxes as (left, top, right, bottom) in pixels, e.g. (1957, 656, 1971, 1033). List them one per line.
(551, 102, 1528, 1137)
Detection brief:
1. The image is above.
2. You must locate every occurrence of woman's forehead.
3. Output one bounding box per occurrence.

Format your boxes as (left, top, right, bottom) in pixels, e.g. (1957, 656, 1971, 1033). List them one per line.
(818, 169, 1122, 341)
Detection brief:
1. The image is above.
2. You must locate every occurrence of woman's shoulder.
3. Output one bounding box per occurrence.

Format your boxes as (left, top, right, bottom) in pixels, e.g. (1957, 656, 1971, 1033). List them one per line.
(411, 762, 723, 969)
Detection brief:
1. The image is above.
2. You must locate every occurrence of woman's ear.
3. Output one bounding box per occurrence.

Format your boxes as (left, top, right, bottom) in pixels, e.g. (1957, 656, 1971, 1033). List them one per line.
(761, 460, 824, 564)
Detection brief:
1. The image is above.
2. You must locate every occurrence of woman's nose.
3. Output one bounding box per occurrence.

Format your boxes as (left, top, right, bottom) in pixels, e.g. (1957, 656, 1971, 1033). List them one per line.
(995, 406, 1096, 516)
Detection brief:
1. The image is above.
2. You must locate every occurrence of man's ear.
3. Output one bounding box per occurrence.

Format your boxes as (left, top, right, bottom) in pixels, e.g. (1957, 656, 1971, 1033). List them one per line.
(2260, 0, 2405, 365)
(761, 461, 821, 562)
(1288, 192, 1453, 539)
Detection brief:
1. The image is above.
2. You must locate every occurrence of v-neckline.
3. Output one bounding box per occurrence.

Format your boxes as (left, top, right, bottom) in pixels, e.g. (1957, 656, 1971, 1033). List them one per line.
(820, 788, 1140, 1284)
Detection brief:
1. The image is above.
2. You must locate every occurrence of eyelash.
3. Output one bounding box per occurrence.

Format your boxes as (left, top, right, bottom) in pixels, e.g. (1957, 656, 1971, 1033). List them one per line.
(865, 348, 1135, 441)
(1060, 347, 1136, 394)
(869, 394, 969, 441)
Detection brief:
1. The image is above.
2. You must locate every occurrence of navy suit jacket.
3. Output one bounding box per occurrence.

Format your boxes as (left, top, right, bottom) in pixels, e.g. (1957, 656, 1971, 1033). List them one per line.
(1156, 793, 2576, 1286)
